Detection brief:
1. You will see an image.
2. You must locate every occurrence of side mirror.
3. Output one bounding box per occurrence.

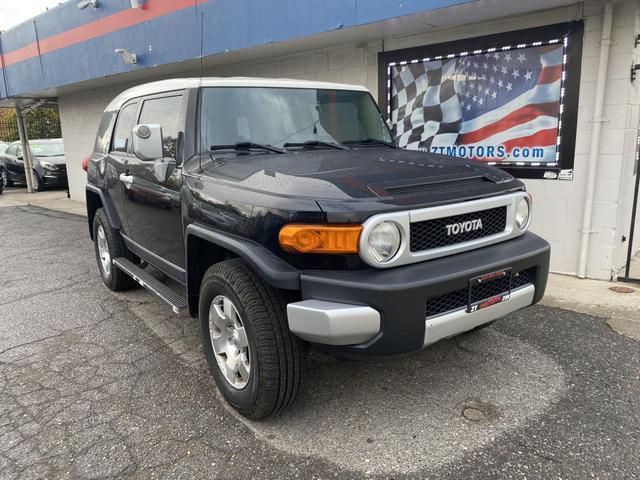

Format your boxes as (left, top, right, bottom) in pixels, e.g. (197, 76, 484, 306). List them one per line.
(132, 124, 163, 161)
(16, 156, 23, 161)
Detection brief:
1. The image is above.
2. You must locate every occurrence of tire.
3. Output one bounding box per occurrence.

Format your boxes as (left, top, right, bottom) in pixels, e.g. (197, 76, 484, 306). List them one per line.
(92, 208, 137, 291)
(199, 259, 304, 420)
(1, 169, 12, 188)
(31, 171, 41, 192)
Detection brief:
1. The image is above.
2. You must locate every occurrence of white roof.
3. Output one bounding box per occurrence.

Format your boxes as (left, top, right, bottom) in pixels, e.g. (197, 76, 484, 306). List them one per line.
(105, 77, 370, 112)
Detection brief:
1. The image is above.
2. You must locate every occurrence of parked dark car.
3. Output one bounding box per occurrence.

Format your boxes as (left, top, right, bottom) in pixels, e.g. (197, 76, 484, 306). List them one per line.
(0, 142, 6, 194)
(0, 139, 67, 191)
(86, 78, 550, 419)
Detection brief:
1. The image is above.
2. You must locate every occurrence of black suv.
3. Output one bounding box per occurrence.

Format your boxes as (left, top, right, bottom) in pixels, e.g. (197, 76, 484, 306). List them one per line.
(86, 78, 550, 419)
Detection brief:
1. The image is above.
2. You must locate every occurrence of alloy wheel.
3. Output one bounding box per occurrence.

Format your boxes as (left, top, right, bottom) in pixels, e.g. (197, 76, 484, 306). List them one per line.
(209, 295, 251, 389)
(96, 225, 111, 276)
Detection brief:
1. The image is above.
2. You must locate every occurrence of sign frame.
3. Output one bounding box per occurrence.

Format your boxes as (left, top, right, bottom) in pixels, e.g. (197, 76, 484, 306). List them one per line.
(378, 21, 584, 180)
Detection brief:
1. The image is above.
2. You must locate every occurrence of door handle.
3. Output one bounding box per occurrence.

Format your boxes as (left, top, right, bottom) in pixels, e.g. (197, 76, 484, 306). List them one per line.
(119, 173, 134, 185)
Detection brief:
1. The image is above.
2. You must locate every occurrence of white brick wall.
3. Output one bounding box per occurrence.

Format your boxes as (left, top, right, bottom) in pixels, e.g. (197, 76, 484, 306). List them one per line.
(58, 0, 640, 279)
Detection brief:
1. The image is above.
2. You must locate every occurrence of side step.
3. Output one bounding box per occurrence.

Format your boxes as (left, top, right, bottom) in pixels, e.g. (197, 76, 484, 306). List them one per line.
(112, 257, 188, 315)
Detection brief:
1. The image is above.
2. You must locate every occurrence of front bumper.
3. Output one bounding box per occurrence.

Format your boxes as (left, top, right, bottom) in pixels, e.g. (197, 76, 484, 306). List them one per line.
(288, 232, 549, 358)
(41, 171, 68, 186)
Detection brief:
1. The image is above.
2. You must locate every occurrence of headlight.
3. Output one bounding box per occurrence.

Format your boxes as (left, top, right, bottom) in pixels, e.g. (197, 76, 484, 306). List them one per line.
(367, 221, 401, 262)
(515, 195, 531, 230)
(40, 161, 57, 171)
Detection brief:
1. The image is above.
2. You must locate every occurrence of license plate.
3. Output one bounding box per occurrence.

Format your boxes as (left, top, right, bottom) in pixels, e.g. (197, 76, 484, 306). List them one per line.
(467, 268, 512, 313)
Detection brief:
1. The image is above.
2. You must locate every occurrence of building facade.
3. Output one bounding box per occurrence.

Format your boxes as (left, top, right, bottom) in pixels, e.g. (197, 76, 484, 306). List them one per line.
(1, 0, 639, 280)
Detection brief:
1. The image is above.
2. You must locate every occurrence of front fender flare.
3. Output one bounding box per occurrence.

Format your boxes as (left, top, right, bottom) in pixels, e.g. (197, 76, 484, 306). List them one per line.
(185, 223, 301, 316)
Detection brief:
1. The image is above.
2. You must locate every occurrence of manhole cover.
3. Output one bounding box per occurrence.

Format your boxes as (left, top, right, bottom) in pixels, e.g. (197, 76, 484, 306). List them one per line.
(610, 286, 635, 294)
(462, 407, 486, 421)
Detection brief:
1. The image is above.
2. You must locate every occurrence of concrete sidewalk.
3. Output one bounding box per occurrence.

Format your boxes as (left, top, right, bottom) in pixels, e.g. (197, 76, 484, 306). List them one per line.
(0, 186, 86, 216)
(542, 273, 640, 341)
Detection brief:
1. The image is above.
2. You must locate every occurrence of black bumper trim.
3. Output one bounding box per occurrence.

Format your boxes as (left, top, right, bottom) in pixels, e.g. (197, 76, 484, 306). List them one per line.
(299, 232, 550, 357)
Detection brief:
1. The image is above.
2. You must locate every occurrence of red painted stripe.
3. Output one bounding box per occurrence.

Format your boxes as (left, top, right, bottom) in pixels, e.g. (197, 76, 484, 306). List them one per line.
(500, 127, 558, 151)
(457, 102, 559, 145)
(538, 64, 562, 84)
(2, 0, 208, 67)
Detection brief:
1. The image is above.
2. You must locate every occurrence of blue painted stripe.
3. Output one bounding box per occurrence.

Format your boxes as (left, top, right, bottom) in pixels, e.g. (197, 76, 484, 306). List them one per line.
(1, 0, 478, 99)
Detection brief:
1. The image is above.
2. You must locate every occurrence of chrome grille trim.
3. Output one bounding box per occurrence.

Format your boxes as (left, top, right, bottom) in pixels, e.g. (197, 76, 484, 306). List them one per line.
(358, 192, 530, 268)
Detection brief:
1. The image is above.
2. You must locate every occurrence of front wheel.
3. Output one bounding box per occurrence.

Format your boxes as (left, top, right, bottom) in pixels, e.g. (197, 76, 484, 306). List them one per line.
(31, 171, 41, 192)
(199, 259, 304, 420)
(1, 169, 12, 188)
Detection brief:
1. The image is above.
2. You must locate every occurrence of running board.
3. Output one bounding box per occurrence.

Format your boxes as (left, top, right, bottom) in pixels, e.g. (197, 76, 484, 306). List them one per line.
(112, 257, 188, 315)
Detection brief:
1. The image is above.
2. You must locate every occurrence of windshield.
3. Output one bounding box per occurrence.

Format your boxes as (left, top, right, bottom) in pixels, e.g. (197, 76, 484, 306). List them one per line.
(30, 142, 64, 157)
(200, 87, 392, 151)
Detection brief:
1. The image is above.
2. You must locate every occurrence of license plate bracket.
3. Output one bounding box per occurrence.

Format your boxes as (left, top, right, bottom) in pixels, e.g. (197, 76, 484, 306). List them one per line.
(467, 268, 512, 313)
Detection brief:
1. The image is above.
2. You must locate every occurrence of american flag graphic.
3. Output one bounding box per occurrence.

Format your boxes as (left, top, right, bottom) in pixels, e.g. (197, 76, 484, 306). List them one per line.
(390, 43, 564, 164)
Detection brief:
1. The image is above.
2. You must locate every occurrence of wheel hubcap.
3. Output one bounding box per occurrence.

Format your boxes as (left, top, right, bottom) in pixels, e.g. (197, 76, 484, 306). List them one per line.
(96, 225, 111, 276)
(1, 171, 7, 187)
(209, 295, 250, 389)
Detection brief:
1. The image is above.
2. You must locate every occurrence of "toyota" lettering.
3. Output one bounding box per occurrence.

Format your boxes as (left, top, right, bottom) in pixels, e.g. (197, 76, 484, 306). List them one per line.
(445, 218, 483, 236)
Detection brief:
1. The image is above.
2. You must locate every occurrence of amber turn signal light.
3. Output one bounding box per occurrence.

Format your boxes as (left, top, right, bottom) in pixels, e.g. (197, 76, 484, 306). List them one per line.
(279, 224, 363, 254)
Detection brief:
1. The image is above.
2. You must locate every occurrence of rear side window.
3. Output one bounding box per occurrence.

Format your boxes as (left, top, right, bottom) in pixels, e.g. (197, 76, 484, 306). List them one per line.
(138, 95, 182, 159)
(5, 144, 18, 156)
(94, 111, 116, 154)
(111, 103, 138, 153)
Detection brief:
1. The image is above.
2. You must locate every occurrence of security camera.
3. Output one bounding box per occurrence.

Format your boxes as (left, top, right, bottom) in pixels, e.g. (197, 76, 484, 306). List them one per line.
(115, 48, 137, 65)
(77, 0, 98, 9)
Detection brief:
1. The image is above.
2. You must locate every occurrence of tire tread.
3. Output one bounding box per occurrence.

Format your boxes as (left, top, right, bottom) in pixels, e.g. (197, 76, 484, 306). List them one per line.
(201, 259, 303, 419)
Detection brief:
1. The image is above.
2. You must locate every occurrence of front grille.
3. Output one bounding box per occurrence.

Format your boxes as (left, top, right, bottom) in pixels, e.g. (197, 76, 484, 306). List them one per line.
(410, 206, 507, 252)
(385, 177, 486, 196)
(425, 267, 536, 318)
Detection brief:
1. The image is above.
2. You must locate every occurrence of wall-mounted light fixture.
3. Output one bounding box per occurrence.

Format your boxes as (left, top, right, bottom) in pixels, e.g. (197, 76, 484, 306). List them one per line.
(77, 0, 98, 10)
(115, 48, 137, 64)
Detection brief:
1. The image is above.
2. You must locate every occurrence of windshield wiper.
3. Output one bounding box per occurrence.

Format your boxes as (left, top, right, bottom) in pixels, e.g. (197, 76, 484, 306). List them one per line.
(210, 142, 286, 154)
(283, 140, 347, 151)
(343, 138, 397, 148)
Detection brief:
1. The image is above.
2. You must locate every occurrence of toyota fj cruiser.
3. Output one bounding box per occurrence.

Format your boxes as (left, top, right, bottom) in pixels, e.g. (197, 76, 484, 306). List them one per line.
(86, 78, 550, 419)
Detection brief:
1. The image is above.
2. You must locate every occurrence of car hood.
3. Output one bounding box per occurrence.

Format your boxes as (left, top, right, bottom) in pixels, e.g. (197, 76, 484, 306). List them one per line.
(197, 147, 521, 205)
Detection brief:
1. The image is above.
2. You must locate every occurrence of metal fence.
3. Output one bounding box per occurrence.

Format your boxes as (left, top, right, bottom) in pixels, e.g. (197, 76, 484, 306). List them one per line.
(0, 114, 62, 143)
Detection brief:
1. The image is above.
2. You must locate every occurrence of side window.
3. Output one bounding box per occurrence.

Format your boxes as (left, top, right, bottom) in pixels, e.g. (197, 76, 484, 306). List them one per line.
(6, 144, 17, 156)
(94, 111, 116, 154)
(111, 102, 138, 153)
(138, 95, 182, 159)
(16, 146, 22, 158)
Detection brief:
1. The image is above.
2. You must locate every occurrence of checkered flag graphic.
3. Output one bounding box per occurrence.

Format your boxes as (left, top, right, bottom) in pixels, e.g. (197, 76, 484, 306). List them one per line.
(390, 59, 463, 150)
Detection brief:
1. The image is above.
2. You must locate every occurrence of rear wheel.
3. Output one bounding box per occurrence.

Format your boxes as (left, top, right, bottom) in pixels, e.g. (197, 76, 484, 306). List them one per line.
(93, 208, 137, 291)
(199, 259, 304, 420)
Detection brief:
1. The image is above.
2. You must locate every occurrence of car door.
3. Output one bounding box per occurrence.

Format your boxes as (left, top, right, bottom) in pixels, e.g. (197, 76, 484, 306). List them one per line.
(122, 92, 186, 272)
(4, 143, 25, 183)
(106, 100, 139, 233)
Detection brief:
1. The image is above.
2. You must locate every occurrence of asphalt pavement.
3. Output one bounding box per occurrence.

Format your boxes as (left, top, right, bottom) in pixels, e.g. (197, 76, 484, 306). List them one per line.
(0, 205, 638, 479)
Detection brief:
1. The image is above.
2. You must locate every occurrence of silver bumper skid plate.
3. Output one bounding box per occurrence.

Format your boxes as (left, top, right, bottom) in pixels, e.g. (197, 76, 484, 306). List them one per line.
(287, 284, 535, 347)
